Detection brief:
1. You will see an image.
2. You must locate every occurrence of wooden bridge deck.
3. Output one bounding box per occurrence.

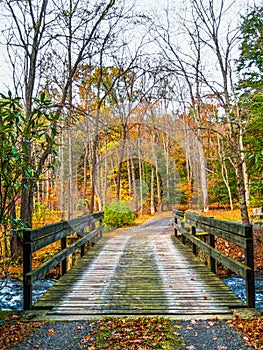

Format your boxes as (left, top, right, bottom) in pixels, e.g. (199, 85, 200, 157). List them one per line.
(33, 217, 244, 318)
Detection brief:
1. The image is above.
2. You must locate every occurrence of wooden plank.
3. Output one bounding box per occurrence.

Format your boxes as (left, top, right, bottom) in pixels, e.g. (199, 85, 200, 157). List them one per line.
(186, 212, 252, 238)
(29, 215, 92, 240)
(30, 221, 88, 252)
(188, 222, 248, 248)
(173, 210, 184, 218)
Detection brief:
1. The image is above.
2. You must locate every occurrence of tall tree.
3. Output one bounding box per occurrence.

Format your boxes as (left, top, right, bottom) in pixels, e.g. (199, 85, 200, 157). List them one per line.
(2, 0, 120, 227)
(150, 4, 210, 211)
(188, 0, 252, 222)
(237, 6, 263, 206)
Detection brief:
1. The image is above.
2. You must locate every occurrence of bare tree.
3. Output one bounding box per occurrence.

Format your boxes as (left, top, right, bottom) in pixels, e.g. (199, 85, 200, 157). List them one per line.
(150, 6, 209, 211)
(0, 0, 121, 257)
(188, 0, 250, 222)
(149, 0, 250, 221)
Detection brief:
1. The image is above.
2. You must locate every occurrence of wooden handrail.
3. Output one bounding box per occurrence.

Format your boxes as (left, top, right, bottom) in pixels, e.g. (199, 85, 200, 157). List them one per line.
(23, 212, 104, 310)
(173, 210, 255, 308)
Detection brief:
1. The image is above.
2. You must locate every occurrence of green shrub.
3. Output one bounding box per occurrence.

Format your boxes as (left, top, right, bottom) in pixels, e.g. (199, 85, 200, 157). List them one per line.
(103, 201, 136, 228)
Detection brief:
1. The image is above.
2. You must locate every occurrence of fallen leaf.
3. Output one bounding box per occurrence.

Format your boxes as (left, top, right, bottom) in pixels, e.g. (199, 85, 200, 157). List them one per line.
(47, 329, 56, 336)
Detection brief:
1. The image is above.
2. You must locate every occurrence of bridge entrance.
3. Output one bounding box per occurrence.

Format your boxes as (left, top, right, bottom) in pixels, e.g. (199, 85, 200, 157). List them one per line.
(32, 217, 243, 319)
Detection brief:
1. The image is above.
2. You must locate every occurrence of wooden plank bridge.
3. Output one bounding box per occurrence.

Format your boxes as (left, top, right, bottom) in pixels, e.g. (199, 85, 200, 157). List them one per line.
(22, 214, 254, 319)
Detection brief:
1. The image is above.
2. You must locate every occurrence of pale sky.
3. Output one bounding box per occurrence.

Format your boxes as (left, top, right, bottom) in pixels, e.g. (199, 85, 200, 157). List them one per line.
(0, 0, 261, 92)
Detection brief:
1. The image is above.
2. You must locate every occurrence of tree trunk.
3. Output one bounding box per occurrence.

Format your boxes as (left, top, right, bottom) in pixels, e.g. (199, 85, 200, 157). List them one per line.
(83, 142, 88, 213)
(10, 199, 23, 259)
(217, 136, 233, 210)
(60, 127, 66, 220)
(150, 165, 155, 215)
(138, 143, 144, 215)
(130, 156, 138, 212)
(67, 127, 73, 219)
(116, 126, 127, 201)
(236, 161, 250, 224)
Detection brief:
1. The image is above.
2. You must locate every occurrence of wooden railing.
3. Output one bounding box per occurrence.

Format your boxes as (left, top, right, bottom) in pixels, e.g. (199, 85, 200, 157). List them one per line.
(173, 210, 255, 308)
(23, 212, 104, 310)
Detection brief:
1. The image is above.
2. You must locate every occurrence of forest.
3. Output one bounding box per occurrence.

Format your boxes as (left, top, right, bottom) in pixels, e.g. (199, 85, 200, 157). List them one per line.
(0, 0, 262, 262)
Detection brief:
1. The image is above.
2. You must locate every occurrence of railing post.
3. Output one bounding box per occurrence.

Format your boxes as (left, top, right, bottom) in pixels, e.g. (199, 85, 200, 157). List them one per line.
(192, 226, 197, 255)
(245, 224, 255, 308)
(174, 216, 178, 237)
(208, 234, 216, 273)
(99, 216, 103, 238)
(80, 228, 85, 257)
(23, 229, 32, 310)
(61, 236, 67, 275)
(182, 221, 186, 245)
(90, 219, 96, 245)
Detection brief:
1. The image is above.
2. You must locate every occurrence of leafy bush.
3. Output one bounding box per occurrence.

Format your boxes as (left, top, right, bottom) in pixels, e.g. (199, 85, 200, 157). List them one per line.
(103, 201, 136, 228)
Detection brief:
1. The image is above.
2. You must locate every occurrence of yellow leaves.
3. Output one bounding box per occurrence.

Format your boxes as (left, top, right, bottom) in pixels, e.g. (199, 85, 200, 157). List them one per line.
(227, 316, 263, 349)
(88, 345, 96, 350)
(47, 329, 56, 336)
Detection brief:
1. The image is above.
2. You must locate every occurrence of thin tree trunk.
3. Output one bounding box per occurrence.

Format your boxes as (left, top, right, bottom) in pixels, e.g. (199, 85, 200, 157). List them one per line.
(138, 142, 143, 215)
(130, 156, 138, 212)
(127, 158, 132, 198)
(150, 164, 155, 215)
(83, 142, 88, 213)
(60, 127, 66, 220)
(116, 126, 126, 201)
(217, 137, 233, 210)
(67, 127, 73, 219)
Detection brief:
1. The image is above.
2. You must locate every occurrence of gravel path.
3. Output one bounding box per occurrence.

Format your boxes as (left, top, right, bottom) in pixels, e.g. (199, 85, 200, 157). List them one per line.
(175, 319, 252, 350)
(13, 319, 252, 350)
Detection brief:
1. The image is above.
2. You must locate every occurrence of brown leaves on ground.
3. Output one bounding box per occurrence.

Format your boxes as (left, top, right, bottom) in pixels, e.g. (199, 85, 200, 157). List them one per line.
(202, 209, 263, 274)
(0, 313, 43, 350)
(82, 317, 184, 350)
(227, 316, 263, 350)
(215, 228, 263, 275)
